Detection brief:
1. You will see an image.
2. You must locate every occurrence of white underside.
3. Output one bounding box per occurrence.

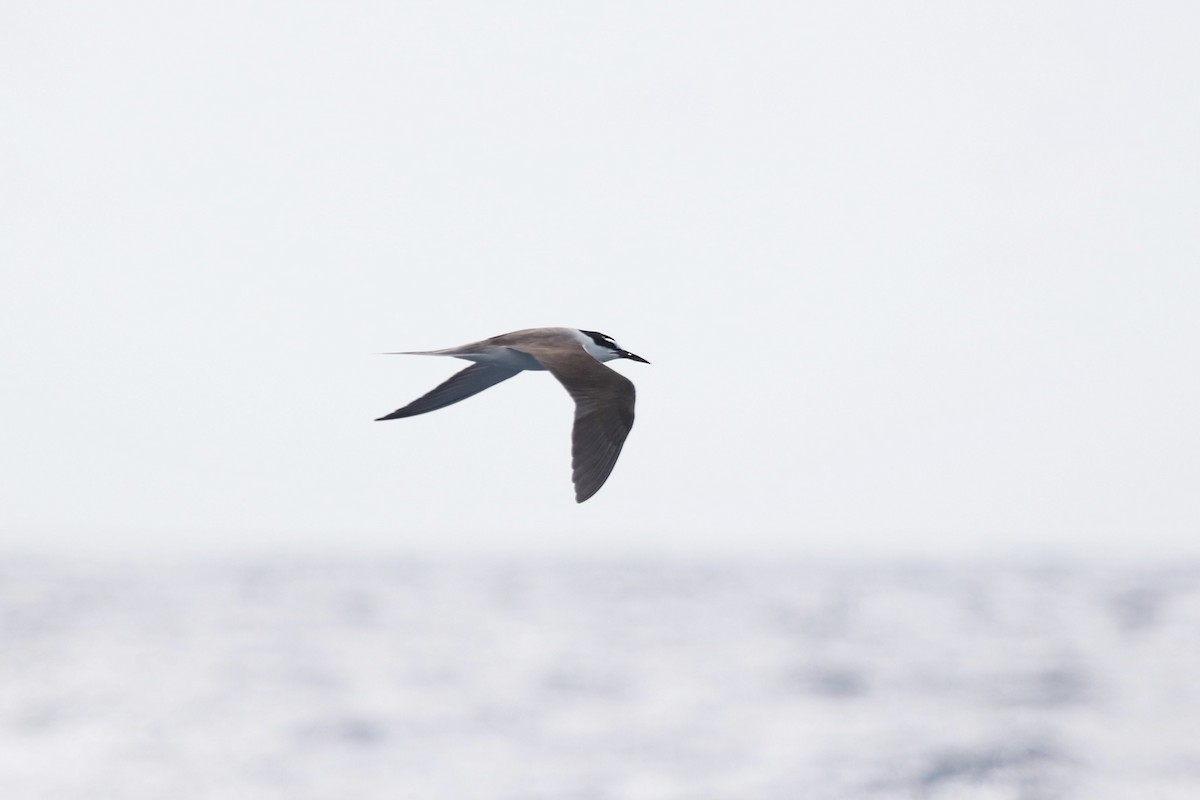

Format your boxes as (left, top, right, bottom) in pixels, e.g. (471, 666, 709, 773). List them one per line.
(453, 347, 547, 371)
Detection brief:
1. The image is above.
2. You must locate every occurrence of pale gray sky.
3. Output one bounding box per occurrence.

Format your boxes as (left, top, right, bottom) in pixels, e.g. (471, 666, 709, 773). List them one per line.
(3, 1, 1198, 559)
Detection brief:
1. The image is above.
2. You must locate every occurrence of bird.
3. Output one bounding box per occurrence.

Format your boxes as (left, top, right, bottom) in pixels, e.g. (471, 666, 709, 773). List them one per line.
(375, 327, 649, 503)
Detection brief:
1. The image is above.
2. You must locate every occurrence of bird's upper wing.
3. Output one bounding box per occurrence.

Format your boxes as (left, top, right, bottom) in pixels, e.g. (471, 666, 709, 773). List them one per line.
(375, 362, 520, 420)
(517, 344, 636, 503)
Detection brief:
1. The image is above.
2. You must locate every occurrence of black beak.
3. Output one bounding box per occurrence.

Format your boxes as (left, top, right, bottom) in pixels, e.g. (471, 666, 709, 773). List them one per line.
(619, 349, 650, 364)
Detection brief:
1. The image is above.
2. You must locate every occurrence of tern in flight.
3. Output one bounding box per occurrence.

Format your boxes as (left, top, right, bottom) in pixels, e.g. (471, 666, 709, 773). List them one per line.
(376, 327, 649, 502)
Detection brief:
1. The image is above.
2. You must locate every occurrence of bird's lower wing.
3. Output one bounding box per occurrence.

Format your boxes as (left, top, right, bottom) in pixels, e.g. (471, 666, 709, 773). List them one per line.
(569, 392, 635, 502)
(519, 346, 636, 502)
(375, 363, 520, 420)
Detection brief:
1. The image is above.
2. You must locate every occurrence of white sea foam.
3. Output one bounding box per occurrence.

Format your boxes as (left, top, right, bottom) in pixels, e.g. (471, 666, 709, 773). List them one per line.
(2, 557, 1199, 799)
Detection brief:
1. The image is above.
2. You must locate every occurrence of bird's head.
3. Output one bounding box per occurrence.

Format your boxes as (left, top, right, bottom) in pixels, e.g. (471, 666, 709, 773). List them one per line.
(579, 330, 650, 364)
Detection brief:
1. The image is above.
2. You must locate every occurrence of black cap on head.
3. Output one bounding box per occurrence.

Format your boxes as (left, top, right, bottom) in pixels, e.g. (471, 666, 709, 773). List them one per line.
(581, 330, 649, 364)
(581, 330, 619, 350)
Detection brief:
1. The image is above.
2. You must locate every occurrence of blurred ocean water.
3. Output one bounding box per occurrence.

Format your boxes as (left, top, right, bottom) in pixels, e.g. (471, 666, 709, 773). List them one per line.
(2, 557, 1199, 800)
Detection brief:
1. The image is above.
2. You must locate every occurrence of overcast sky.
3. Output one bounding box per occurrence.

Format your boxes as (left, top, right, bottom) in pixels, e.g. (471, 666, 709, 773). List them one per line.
(3, 1, 1197, 559)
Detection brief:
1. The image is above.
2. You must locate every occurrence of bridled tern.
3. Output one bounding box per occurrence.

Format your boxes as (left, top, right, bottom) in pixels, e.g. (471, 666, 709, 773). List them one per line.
(376, 327, 649, 502)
